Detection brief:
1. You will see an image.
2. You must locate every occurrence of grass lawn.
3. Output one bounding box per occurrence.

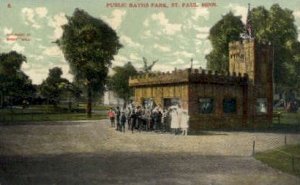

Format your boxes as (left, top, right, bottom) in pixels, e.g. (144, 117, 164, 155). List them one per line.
(0, 104, 109, 122)
(255, 144, 300, 177)
(0, 113, 106, 122)
(78, 103, 111, 111)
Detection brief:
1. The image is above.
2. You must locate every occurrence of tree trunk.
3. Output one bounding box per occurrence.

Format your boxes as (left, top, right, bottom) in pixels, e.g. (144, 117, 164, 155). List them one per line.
(86, 83, 92, 118)
(0, 91, 3, 108)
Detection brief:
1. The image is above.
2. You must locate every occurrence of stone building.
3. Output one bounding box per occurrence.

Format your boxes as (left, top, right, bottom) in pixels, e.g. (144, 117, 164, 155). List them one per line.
(129, 38, 273, 131)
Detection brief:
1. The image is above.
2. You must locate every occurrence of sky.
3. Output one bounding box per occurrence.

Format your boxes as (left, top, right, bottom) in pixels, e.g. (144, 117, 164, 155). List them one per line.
(0, 0, 300, 84)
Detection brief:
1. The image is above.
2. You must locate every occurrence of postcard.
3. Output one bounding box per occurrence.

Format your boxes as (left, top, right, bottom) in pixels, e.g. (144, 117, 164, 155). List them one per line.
(0, 0, 300, 184)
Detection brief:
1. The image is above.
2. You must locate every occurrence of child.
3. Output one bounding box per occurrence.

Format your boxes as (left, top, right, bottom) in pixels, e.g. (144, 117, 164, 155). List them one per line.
(107, 108, 115, 127)
(120, 112, 126, 133)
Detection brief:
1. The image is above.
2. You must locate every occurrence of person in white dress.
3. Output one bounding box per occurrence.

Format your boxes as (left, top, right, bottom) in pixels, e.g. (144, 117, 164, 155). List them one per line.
(169, 106, 179, 134)
(177, 105, 183, 132)
(180, 109, 189, 136)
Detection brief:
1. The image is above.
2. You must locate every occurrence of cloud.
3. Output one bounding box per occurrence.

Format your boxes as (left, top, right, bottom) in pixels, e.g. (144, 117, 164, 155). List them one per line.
(129, 53, 140, 61)
(11, 43, 25, 53)
(170, 59, 185, 65)
(112, 55, 129, 66)
(35, 7, 48, 18)
(192, 8, 210, 20)
(48, 13, 68, 39)
(204, 48, 212, 55)
(174, 51, 193, 58)
(194, 26, 210, 33)
(3, 27, 15, 44)
(227, 4, 247, 23)
(195, 40, 203, 46)
(103, 9, 126, 30)
(151, 12, 182, 35)
(42, 46, 63, 57)
(22, 8, 36, 25)
(38, 44, 47, 49)
(152, 63, 173, 72)
(193, 26, 210, 39)
(143, 30, 152, 37)
(21, 7, 48, 29)
(21, 62, 31, 70)
(294, 11, 300, 19)
(196, 33, 209, 39)
(143, 19, 149, 27)
(60, 63, 72, 80)
(28, 54, 44, 61)
(3, 27, 12, 35)
(154, 44, 171, 52)
(22, 68, 47, 84)
(120, 35, 142, 48)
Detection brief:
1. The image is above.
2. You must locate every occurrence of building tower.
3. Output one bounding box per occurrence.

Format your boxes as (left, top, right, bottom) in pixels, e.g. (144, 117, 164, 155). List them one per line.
(229, 4, 273, 125)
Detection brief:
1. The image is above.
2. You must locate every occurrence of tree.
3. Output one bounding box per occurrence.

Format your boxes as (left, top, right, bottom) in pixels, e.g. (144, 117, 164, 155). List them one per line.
(205, 12, 244, 72)
(0, 51, 34, 107)
(57, 8, 122, 117)
(40, 67, 69, 107)
(251, 4, 299, 89)
(59, 81, 82, 111)
(142, 57, 158, 73)
(109, 62, 138, 103)
(205, 4, 300, 91)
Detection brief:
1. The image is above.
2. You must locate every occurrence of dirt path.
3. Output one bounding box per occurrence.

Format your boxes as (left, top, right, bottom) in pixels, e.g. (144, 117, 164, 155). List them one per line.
(0, 120, 299, 185)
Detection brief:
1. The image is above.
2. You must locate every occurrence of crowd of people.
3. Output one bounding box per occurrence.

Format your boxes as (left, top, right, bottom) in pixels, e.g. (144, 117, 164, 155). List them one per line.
(107, 103, 189, 135)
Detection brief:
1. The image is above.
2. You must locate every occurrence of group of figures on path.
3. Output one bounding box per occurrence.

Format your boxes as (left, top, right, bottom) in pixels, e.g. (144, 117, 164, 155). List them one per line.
(107, 103, 189, 135)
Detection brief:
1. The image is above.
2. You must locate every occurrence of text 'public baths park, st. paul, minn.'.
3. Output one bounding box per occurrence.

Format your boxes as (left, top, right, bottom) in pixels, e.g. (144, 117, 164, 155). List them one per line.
(0, 1, 300, 185)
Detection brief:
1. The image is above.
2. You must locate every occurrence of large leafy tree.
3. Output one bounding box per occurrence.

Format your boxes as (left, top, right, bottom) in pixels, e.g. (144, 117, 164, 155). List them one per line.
(205, 4, 300, 91)
(251, 4, 299, 89)
(0, 51, 34, 107)
(40, 67, 69, 106)
(206, 12, 244, 72)
(57, 8, 122, 117)
(109, 62, 138, 103)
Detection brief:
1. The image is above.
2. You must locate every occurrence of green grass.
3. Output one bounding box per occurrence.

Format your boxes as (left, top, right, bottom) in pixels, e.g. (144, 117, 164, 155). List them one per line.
(0, 104, 109, 122)
(78, 103, 110, 111)
(279, 112, 300, 124)
(0, 112, 106, 122)
(255, 144, 300, 177)
(273, 109, 300, 124)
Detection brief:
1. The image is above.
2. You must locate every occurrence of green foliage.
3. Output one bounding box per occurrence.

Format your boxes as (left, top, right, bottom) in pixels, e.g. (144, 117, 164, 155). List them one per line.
(251, 4, 299, 88)
(206, 4, 300, 90)
(0, 51, 35, 107)
(57, 8, 122, 116)
(40, 67, 69, 106)
(109, 62, 138, 102)
(206, 12, 244, 72)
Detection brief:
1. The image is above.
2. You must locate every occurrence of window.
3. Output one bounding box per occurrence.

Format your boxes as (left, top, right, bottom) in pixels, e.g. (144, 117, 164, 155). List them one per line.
(163, 98, 180, 109)
(199, 98, 214, 114)
(256, 98, 267, 114)
(223, 98, 237, 113)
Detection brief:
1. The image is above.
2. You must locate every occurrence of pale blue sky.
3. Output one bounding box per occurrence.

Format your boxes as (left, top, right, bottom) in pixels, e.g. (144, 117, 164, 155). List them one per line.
(1, 0, 300, 84)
